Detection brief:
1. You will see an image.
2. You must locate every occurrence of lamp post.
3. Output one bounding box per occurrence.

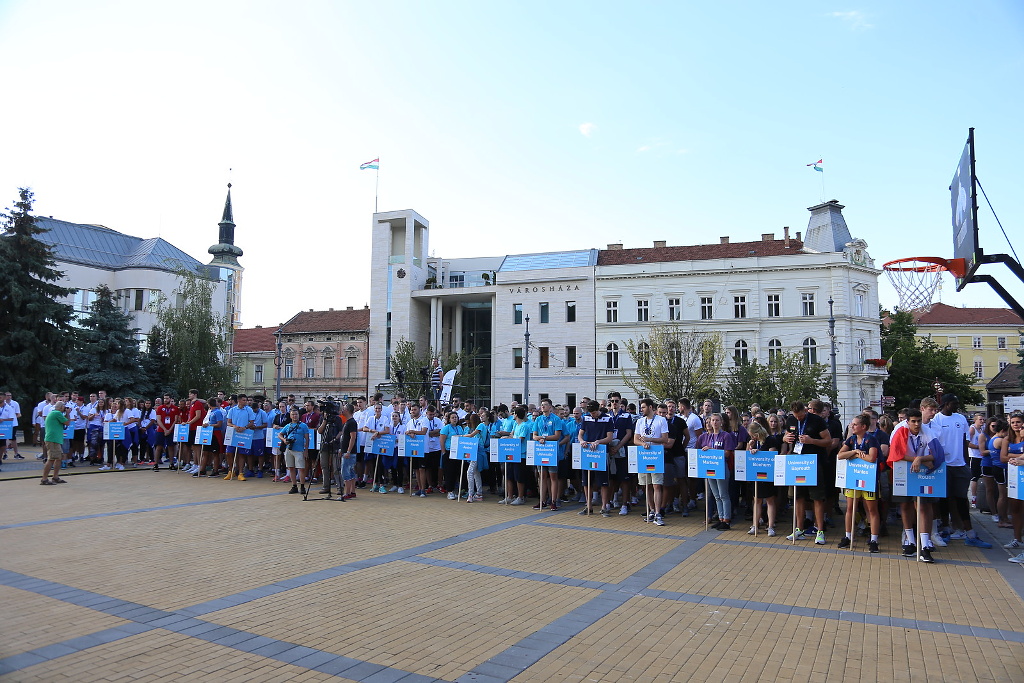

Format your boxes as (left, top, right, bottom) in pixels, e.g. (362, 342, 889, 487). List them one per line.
(274, 328, 283, 402)
(827, 296, 838, 402)
(523, 315, 531, 406)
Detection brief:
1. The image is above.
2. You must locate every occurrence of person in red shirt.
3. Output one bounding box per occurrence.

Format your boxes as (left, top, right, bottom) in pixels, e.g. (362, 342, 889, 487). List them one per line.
(183, 389, 207, 472)
(154, 394, 180, 467)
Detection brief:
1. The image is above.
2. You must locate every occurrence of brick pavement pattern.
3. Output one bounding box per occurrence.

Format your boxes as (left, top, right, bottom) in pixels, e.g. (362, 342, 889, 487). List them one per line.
(2, 470, 1023, 682)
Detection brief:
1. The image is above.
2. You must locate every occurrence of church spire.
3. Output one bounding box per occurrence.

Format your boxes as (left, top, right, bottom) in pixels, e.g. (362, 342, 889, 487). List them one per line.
(209, 183, 243, 267)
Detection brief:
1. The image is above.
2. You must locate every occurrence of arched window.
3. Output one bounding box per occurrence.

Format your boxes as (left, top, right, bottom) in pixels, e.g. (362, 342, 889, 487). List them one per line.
(768, 338, 783, 363)
(606, 343, 619, 370)
(733, 340, 748, 366)
(803, 337, 818, 365)
(637, 341, 650, 368)
(856, 338, 866, 363)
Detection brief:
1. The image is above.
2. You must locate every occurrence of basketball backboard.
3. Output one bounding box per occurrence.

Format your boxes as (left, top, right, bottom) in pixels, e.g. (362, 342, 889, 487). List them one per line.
(950, 128, 981, 291)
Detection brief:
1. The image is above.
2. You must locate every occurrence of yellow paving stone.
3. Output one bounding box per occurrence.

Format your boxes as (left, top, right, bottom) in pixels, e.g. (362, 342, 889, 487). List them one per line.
(537, 508, 705, 537)
(423, 524, 682, 583)
(0, 584, 130, 658)
(203, 561, 598, 681)
(649, 544, 1024, 631)
(8, 630, 354, 682)
(512, 597, 1024, 683)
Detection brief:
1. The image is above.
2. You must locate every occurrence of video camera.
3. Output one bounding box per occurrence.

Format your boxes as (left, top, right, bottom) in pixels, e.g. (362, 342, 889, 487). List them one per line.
(318, 396, 342, 417)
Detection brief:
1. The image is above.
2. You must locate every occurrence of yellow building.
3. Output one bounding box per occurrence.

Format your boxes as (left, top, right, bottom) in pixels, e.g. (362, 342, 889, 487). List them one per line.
(914, 303, 1022, 412)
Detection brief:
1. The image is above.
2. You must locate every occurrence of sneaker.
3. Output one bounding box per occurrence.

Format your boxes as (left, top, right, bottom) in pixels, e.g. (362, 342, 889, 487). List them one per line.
(696, 492, 704, 501)
(474, 494, 484, 501)
(417, 491, 426, 498)
(767, 527, 776, 537)
(397, 487, 405, 494)
(992, 515, 1000, 523)
(448, 492, 457, 500)
(1009, 552, 1024, 563)
(341, 493, 354, 500)
(152, 464, 159, 471)
(425, 487, 434, 494)
(14, 454, 25, 460)
(931, 534, 947, 547)
(786, 529, 806, 541)
(318, 487, 331, 495)
(601, 507, 611, 518)
(279, 475, 291, 482)
(654, 515, 665, 526)
(578, 507, 593, 516)
(389, 486, 398, 492)
(256, 470, 263, 478)
(237, 473, 247, 481)
(549, 503, 560, 512)
(115, 463, 125, 471)
(902, 544, 917, 557)
(714, 521, 731, 530)
(510, 497, 525, 505)
(919, 548, 935, 563)
(39, 478, 53, 485)
(837, 537, 851, 549)
(965, 537, 993, 549)
(619, 505, 629, 516)
(379, 486, 389, 494)
(970, 496, 977, 508)
(288, 485, 299, 494)
(629, 497, 639, 506)
(948, 530, 967, 541)
(98, 465, 111, 471)
(868, 540, 880, 553)
(747, 526, 756, 535)
(815, 531, 826, 545)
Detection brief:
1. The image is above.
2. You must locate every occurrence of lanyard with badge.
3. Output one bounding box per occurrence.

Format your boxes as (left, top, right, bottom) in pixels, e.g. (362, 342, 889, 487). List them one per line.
(793, 417, 807, 454)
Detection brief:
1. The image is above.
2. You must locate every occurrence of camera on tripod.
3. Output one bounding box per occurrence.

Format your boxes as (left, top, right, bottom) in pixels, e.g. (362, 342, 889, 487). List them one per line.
(318, 397, 341, 417)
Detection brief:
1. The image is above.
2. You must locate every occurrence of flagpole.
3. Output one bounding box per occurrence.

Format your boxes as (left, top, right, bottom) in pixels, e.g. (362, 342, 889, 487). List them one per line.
(819, 159, 825, 202)
(375, 163, 380, 213)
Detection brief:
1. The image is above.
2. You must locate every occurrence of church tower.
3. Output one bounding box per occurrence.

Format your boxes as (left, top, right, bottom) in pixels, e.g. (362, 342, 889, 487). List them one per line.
(208, 183, 244, 329)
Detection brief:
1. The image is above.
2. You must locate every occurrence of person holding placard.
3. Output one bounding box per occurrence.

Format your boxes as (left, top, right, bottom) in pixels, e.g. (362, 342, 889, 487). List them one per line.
(782, 401, 832, 544)
(225, 395, 257, 481)
(577, 401, 615, 517)
(405, 403, 432, 497)
(746, 421, 780, 536)
(837, 415, 881, 552)
(633, 398, 670, 526)
(386, 410, 406, 493)
(464, 413, 487, 502)
(887, 409, 936, 562)
(503, 406, 532, 506)
(532, 399, 564, 511)
(697, 413, 737, 529)
(560, 406, 581, 504)
(362, 402, 389, 492)
(440, 411, 467, 499)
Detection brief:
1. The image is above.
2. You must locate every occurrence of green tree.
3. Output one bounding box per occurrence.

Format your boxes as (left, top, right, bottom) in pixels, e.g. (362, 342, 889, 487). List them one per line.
(388, 337, 430, 398)
(622, 326, 723, 402)
(69, 285, 149, 396)
(156, 268, 233, 396)
(721, 353, 836, 410)
(140, 325, 175, 396)
(0, 188, 76, 404)
(880, 310, 983, 408)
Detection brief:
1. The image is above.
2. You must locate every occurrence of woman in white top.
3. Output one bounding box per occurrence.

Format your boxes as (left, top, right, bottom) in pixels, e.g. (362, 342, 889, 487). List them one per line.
(100, 398, 122, 470)
(123, 397, 142, 465)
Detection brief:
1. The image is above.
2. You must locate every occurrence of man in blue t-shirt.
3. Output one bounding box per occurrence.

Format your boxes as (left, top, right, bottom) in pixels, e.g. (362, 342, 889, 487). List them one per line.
(225, 394, 256, 481)
(532, 399, 564, 511)
(578, 401, 615, 517)
(279, 408, 311, 495)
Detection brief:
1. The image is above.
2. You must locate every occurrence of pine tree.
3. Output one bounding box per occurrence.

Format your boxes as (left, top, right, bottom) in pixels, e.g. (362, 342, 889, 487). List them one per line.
(140, 325, 174, 396)
(68, 285, 148, 396)
(0, 188, 76, 403)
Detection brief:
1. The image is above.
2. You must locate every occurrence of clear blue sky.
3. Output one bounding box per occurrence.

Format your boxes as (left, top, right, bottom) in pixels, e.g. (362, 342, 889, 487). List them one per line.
(2, 1, 1022, 326)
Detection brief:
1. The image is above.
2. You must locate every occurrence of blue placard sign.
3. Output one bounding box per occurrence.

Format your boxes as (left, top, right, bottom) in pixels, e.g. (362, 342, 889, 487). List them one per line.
(892, 460, 946, 497)
(374, 434, 397, 456)
(173, 424, 190, 443)
(195, 426, 214, 445)
(774, 454, 818, 486)
(405, 434, 427, 458)
(628, 445, 665, 474)
(571, 443, 608, 471)
(455, 436, 477, 461)
(734, 450, 778, 483)
(497, 438, 522, 462)
(105, 422, 125, 440)
(835, 457, 877, 492)
(687, 448, 727, 480)
(231, 430, 253, 449)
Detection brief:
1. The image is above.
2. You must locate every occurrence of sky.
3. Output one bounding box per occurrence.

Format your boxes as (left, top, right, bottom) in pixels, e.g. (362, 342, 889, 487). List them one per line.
(2, 0, 1023, 327)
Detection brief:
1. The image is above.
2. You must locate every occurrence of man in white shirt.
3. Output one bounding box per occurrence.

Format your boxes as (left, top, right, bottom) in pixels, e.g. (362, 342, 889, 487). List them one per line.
(4, 392, 22, 458)
(0, 397, 18, 461)
(931, 394, 990, 548)
(633, 398, 670, 526)
(404, 404, 432, 496)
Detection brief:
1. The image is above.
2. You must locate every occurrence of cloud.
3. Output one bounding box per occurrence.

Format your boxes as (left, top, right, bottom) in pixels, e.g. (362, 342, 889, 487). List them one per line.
(637, 145, 652, 153)
(829, 10, 873, 30)
(578, 122, 597, 137)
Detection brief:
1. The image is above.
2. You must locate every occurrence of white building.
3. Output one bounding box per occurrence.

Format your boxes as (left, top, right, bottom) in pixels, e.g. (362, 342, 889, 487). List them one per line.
(368, 200, 886, 412)
(35, 186, 240, 344)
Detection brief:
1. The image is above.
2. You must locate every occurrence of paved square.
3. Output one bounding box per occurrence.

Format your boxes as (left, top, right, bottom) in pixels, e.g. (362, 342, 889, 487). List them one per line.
(2, 468, 1023, 682)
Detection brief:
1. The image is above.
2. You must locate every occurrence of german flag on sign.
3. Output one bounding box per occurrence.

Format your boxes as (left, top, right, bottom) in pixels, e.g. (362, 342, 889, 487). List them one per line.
(645, 464, 657, 472)
(795, 475, 806, 484)
(756, 472, 768, 480)
(705, 469, 717, 477)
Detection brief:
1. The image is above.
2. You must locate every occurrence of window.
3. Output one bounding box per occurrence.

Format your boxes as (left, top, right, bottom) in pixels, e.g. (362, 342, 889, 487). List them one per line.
(513, 348, 523, 368)
(766, 294, 780, 318)
(801, 292, 816, 316)
(667, 298, 681, 321)
(538, 393, 549, 402)
(512, 393, 523, 404)
(305, 359, 315, 378)
(973, 336, 982, 349)
(856, 338, 866, 363)
(284, 358, 294, 378)
(539, 302, 549, 323)
(998, 336, 1007, 349)
(606, 301, 618, 323)
(668, 342, 682, 367)
(566, 393, 576, 408)
(733, 296, 747, 319)
(72, 289, 97, 312)
(566, 301, 576, 323)
(637, 341, 651, 368)
(347, 356, 358, 377)
(323, 357, 334, 377)
(539, 347, 549, 368)
(974, 360, 984, 378)
(768, 338, 783, 362)
(133, 289, 145, 311)
(733, 340, 748, 365)
(637, 299, 649, 322)
(854, 293, 865, 317)
(148, 289, 161, 312)
(1000, 360, 1010, 371)
(700, 297, 713, 320)
(448, 274, 464, 288)
(606, 343, 619, 369)
(513, 304, 523, 325)
(802, 337, 818, 364)
(566, 345, 577, 368)
(254, 364, 264, 384)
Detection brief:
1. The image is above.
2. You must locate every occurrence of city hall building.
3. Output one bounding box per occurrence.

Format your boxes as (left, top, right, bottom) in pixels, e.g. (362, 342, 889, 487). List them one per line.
(368, 201, 886, 412)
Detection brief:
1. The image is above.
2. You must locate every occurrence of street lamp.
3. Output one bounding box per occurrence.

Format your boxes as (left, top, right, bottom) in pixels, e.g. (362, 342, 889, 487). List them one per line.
(524, 314, 531, 406)
(827, 296, 838, 402)
(274, 328, 283, 402)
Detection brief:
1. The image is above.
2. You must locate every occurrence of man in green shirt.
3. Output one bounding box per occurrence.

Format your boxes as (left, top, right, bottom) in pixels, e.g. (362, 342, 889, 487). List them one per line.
(42, 401, 70, 485)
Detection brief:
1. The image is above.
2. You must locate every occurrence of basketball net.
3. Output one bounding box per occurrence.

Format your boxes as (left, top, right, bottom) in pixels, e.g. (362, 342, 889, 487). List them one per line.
(883, 259, 946, 312)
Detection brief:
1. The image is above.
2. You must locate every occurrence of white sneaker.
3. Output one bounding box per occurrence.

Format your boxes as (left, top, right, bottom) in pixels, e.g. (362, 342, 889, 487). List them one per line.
(1004, 539, 1023, 549)
(653, 515, 665, 526)
(932, 534, 947, 547)
(948, 530, 967, 541)
(747, 526, 756, 535)
(1010, 552, 1024, 563)
(397, 487, 405, 494)
(447, 492, 456, 500)
(992, 515, 1001, 523)
(510, 497, 525, 505)
(767, 527, 777, 537)
(115, 463, 125, 471)
(389, 486, 398, 492)
(619, 505, 629, 516)
(629, 497, 639, 506)
(98, 465, 110, 471)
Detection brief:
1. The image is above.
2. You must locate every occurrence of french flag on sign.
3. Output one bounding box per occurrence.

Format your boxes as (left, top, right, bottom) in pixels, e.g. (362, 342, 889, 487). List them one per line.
(856, 480, 867, 488)
(920, 485, 934, 494)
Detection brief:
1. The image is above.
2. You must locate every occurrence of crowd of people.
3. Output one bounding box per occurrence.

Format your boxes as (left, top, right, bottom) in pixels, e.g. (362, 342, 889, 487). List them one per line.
(9, 388, 1022, 563)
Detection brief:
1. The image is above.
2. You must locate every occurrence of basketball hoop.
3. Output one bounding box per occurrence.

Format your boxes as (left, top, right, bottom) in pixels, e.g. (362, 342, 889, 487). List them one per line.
(882, 257, 966, 312)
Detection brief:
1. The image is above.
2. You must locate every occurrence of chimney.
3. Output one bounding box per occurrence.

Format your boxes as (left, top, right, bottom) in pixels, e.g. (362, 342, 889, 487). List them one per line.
(607, 243, 623, 250)
(329, 307, 334, 311)
(783, 226, 791, 248)
(761, 233, 774, 242)
(720, 236, 730, 244)
(309, 308, 313, 312)
(796, 231, 802, 241)
(653, 240, 666, 249)
(255, 325, 262, 328)
(346, 306, 354, 310)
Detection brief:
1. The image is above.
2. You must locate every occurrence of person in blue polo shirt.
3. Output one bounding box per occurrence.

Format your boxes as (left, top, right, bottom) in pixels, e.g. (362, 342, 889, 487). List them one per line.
(578, 401, 615, 517)
(531, 399, 563, 511)
(225, 394, 256, 481)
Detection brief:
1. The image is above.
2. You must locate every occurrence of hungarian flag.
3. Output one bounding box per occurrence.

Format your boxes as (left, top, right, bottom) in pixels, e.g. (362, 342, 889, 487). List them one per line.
(360, 158, 379, 170)
(807, 159, 823, 172)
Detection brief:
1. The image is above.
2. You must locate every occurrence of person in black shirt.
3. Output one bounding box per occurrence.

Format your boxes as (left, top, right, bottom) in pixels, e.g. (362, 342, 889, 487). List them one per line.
(783, 401, 833, 544)
(338, 404, 359, 500)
